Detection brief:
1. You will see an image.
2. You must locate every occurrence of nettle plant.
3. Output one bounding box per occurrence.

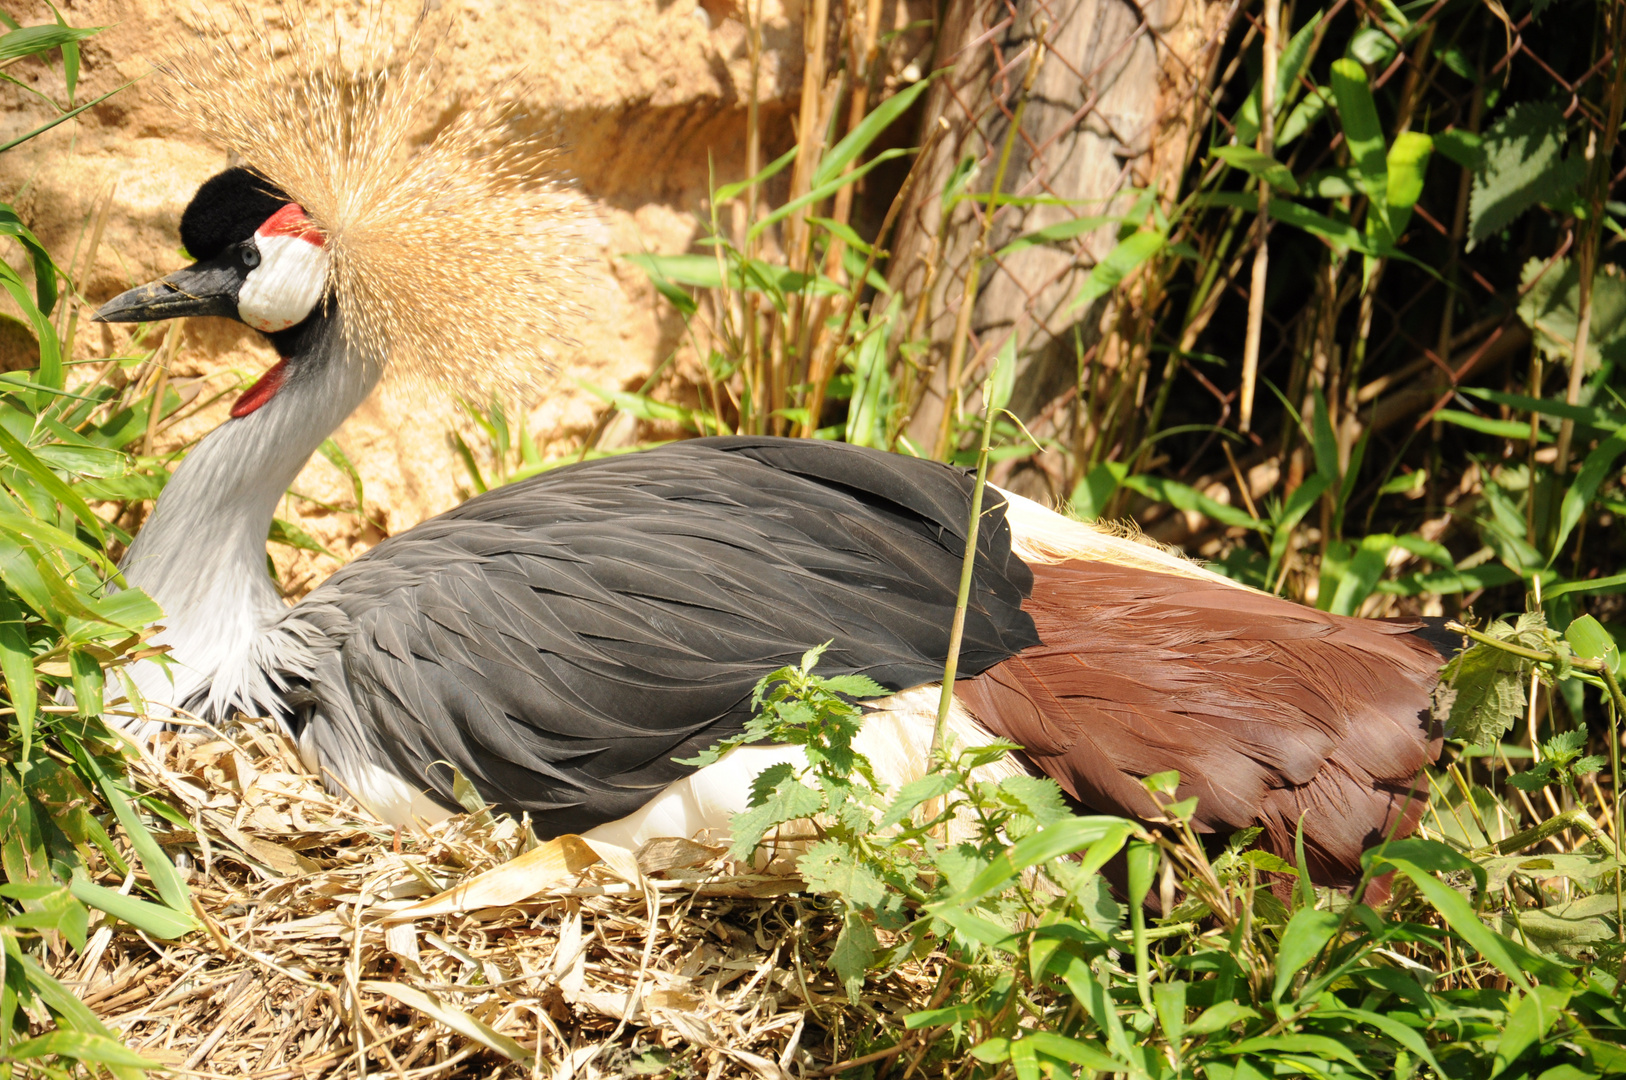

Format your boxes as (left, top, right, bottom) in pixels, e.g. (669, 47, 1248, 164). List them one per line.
(700, 598, 1625, 1078)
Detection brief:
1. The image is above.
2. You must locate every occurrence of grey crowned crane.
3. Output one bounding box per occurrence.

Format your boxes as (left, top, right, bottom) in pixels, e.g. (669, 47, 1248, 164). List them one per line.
(91, 19, 1447, 890)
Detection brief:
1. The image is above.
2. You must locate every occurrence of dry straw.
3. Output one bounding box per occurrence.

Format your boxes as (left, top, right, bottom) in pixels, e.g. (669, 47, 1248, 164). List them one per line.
(59, 718, 937, 1077)
(159, 1, 597, 401)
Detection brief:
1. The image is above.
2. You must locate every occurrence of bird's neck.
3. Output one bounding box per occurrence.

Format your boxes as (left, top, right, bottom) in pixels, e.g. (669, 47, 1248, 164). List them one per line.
(118, 312, 381, 713)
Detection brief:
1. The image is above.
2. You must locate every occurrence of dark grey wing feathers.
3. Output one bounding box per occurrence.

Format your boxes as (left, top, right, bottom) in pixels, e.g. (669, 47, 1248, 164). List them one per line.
(277, 438, 1039, 836)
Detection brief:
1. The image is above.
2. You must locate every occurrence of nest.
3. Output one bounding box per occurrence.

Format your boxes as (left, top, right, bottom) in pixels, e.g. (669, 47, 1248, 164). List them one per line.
(52, 720, 941, 1078)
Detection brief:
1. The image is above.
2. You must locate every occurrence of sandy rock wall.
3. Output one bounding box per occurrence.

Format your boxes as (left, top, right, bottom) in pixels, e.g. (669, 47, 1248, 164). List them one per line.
(0, 0, 810, 589)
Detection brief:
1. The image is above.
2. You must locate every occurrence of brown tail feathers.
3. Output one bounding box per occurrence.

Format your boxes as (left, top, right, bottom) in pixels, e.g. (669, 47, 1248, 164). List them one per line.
(956, 561, 1445, 890)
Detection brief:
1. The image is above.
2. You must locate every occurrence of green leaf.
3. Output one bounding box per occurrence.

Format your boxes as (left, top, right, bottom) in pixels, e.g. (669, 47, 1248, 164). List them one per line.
(1121, 473, 1262, 531)
(1185, 1000, 1259, 1036)
(1517, 260, 1626, 372)
(956, 817, 1133, 903)
(1436, 408, 1551, 441)
(878, 771, 957, 829)
(1069, 461, 1125, 520)
(750, 148, 912, 242)
(1278, 86, 1333, 148)
(1370, 848, 1544, 991)
(995, 214, 1117, 258)
(927, 902, 1019, 953)
(1493, 985, 1573, 1077)
(796, 840, 887, 907)
(1329, 59, 1387, 201)
(1271, 908, 1339, 1001)
(0, 22, 100, 62)
(1227, 1034, 1362, 1066)
(0, 594, 36, 757)
(713, 145, 798, 206)
(1459, 385, 1625, 429)
(1566, 615, 1620, 676)
(267, 517, 333, 558)
(8, 1030, 157, 1070)
(1434, 630, 1534, 748)
(1434, 127, 1486, 171)
(68, 874, 196, 939)
(85, 762, 192, 915)
(1153, 981, 1187, 1048)
(1234, 13, 1323, 145)
(68, 648, 101, 717)
(813, 76, 933, 189)
(725, 765, 822, 861)
(1552, 428, 1626, 562)
(1384, 131, 1433, 236)
(1544, 571, 1626, 599)
(1014, 1032, 1129, 1073)
(1267, 474, 1329, 581)
(1316, 1005, 1441, 1074)
(1066, 228, 1164, 313)
(829, 910, 878, 1000)
(1211, 146, 1300, 194)
(1470, 101, 1586, 246)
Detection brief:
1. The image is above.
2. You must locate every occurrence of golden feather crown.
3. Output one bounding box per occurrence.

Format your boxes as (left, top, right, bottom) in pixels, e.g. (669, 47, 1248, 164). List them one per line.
(161, 3, 595, 399)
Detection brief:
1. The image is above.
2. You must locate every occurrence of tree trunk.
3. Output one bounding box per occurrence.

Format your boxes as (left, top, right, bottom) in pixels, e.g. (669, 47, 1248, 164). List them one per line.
(888, 0, 1228, 492)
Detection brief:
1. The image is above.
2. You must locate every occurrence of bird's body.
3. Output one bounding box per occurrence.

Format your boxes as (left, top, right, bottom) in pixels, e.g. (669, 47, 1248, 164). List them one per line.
(94, 15, 1448, 889)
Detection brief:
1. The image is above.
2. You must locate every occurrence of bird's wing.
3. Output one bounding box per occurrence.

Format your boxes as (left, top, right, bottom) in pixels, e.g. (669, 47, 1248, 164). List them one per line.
(280, 438, 1039, 836)
(956, 560, 1445, 889)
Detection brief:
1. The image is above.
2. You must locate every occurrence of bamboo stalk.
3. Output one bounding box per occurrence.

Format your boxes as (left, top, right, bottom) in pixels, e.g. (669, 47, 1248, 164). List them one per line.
(932, 374, 998, 758)
(1238, 0, 1280, 435)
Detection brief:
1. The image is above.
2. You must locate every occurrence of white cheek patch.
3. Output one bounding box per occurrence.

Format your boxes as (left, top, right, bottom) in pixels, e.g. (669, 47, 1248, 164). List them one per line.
(238, 233, 329, 332)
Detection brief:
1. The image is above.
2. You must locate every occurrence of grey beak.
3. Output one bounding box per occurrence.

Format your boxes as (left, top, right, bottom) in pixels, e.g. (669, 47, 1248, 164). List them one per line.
(93, 255, 244, 323)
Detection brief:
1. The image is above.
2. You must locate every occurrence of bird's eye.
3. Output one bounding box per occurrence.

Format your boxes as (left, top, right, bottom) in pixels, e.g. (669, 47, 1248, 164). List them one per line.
(241, 244, 261, 269)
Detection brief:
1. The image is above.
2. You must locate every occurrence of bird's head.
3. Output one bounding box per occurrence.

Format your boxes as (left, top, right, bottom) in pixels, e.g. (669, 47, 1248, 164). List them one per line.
(95, 167, 330, 338)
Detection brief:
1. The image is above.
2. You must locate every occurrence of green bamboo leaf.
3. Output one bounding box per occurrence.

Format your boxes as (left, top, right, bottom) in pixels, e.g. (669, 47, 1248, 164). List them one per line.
(1329, 59, 1387, 200)
(0, 22, 99, 62)
(1227, 1034, 1362, 1066)
(1066, 228, 1164, 313)
(927, 903, 1019, 953)
(68, 874, 196, 939)
(1211, 145, 1300, 193)
(1550, 428, 1626, 564)
(0, 592, 34, 753)
(9, 1030, 156, 1070)
(1185, 1001, 1259, 1036)
(1121, 473, 1263, 531)
(82, 760, 191, 916)
(67, 648, 101, 717)
(713, 145, 797, 206)
(1234, 13, 1323, 145)
(1369, 851, 1537, 990)
(0, 206, 60, 318)
(1015, 1032, 1129, 1073)
(1315, 1006, 1440, 1073)
(1545, 572, 1626, 599)
(956, 817, 1132, 903)
(813, 76, 933, 189)
(1385, 131, 1433, 236)
(750, 148, 912, 243)
(1492, 985, 1573, 1078)
(1271, 908, 1340, 1000)
(1267, 474, 1330, 581)
(995, 214, 1117, 258)
(0, 423, 105, 545)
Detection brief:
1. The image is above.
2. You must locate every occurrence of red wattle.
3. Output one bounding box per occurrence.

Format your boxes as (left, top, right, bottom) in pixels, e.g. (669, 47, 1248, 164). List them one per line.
(231, 359, 289, 418)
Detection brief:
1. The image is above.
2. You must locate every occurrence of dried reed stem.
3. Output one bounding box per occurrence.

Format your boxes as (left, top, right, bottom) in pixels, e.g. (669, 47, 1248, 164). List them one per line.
(1238, 0, 1279, 435)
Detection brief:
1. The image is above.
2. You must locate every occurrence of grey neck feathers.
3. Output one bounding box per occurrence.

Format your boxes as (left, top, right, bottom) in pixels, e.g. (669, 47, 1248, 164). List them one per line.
(118, 312, 382, 719)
